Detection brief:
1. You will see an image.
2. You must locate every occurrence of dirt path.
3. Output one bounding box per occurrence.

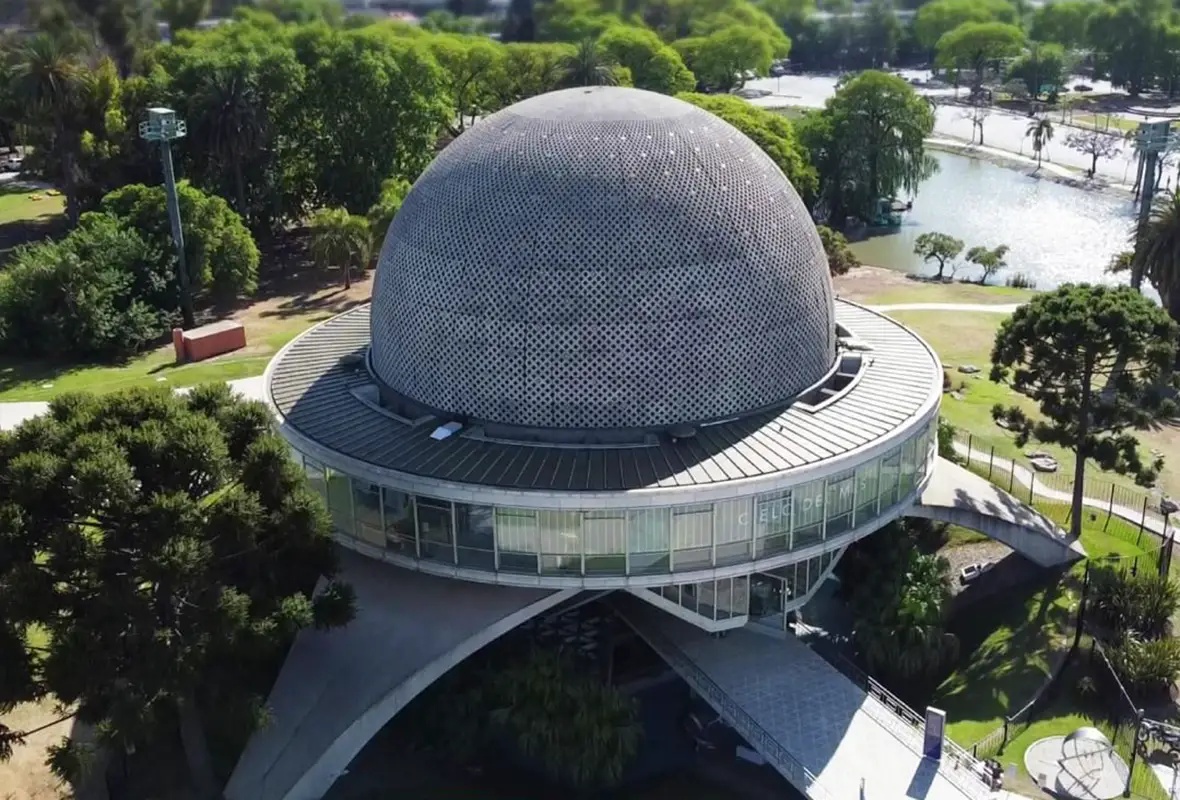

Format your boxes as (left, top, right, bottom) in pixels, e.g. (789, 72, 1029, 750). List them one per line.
(0, 700, 90, 800)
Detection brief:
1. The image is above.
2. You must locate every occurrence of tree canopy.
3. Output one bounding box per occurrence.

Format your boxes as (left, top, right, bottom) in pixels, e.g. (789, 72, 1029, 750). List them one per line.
(935, 21, 1025, 89)
(913, 231, 964, 280)
(990, 284, 1179, 538)
(0, 385, 355, 793)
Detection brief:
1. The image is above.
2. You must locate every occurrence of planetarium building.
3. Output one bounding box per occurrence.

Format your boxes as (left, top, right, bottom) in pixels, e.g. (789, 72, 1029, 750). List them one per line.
(265, 85, 944, 633)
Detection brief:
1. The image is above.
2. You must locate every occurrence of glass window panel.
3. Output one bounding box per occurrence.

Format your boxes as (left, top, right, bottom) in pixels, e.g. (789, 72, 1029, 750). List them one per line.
(456, 503, 495, 570)
(714, 498, 752, 565)
(854, 459, 879, 525)
(792, 479, 825, 549)
(916, 427, 932, 481)
(672, 504, 712, 571)
(755, 490, 792, 538)
(825, 470, 856, 538)
(628, 508, 670, 574)
(899, 436, 917, 496)
(732, 575, 749, 617)
(304, 457, 327, 502)
(416, 497, 453, 563)
(352, 479, 384, 548)
(496, 509, 538, 553)
(538, 511, 581, 554)
(584, 511, 626, 575)
(325, 468, 353, 535)
(879, 449, 901, 509)
(749, 573, 784, 619)
(383, 489, 415, 555)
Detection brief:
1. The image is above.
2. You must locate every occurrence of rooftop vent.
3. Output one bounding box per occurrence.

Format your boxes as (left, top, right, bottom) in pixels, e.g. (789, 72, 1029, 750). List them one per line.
(430, 421, 464, 441)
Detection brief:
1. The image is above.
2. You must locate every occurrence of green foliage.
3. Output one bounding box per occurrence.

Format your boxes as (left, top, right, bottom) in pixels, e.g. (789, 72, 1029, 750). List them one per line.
(1025, 116, 1054, 166)
(0, 213, 172, 361)
(428, 34, 505, 134)
(1005, 43, 1069, 100)
(1030, 1, 1096, 50)
(0, 385, 354, 788)
(678, 93, 816, 200)
(157, 0, 211, 32)
(816, 224, 859, 276)
(673, 25, 776, 91)
(1108, 634, 1180, 696)
(1130, 190, 1180, 330)
(935, 21, 1025, 89)
(101, 181, 260, 302)
(1090, 567, 1180, 640)
(561, 37, 625, 86)
(598, 25, 695, 94)
(1087, 0, 1169, 97)
(990, 284, 1179, 537)
(839, 522, 958, 682)
(255, 0, 344, 24)
(309, 207, 374, 289)
(938, 417, 961, 462)
(914, 0, 1017, 51)
(799, 70, 936, 226)
(965, 244, 1009, 285)
(914, 232, 965, 280)
(368, 177, 412, 254)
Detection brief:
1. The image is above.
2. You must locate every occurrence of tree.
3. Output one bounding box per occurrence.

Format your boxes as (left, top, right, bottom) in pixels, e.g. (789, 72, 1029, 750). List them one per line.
(817, 225, 860, 276)
(561, 37, 621, 87)
(913, 232, 964, 280)
(1025, 116, 1053, 167)
(1005, 42, 1069, 100)
(960, 98, 990, 145)
(11, 34, 93, 225)
(965, 243, 1008, 284)
(310, 207, 373, 290)
(429, 35, 504, 135)
(800, 71, 936, 226)
(1030, 0, 1095, 50)
(192, 61, 265, 222)
(157, 0, 211, 31)
(0, 213, 173, 361)
(678, 93, 817, 201)
(914, 0, 1017, 52)
(487, 42, 570, 107)
(0, 385, 355, 794)
(990, 284, 1179, 540)
(673, 25, 776, 92)
(935, 21, 1025, 90)
(1087, 0, 1166, 97)
(1129, 190, 1180, 325)
(858, 0, 902, 68)
(597, 25, 695, 95)
(368, 177, 412, 256)
(102, 181, 260, 304)
(1064, 128, 1122, 178)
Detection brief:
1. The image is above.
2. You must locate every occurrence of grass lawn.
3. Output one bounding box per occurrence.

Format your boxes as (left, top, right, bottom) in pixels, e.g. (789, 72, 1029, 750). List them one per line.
(937, 569, 1080, 748)
(0, 187, 64, 225)
(857, 282, 1034, 306)
(890, 309, 1180, 501)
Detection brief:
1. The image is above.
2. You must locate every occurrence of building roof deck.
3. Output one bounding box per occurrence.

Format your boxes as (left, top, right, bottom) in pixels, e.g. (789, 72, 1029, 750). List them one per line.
(266, 300, 941, 496)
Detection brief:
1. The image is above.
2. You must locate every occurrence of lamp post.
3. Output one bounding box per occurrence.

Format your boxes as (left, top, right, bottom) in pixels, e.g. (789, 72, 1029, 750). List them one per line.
(139, 107, 194, 328)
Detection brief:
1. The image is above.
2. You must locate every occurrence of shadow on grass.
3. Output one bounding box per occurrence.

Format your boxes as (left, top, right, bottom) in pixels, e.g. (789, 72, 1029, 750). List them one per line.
(0, 215, 67, 263)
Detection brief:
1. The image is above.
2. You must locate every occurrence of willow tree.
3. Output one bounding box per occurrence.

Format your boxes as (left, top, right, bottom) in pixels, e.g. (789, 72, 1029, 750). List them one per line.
(798, 70, 937, 226)
(990, 284, 1178, 539)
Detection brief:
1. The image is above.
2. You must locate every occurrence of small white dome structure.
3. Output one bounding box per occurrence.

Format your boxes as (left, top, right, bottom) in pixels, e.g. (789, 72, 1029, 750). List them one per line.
(1025, 729, 1129, 800)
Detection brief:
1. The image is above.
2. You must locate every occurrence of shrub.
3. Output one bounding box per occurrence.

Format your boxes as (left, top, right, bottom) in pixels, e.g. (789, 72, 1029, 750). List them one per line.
(1006, 272, 1037, 289)
(1108, 634, 1180, 696)
(101, 181, 260, 303)
(1090, 567, 1180, 640)
(0, 213, 174, 361)
(816, 225, 860, 277)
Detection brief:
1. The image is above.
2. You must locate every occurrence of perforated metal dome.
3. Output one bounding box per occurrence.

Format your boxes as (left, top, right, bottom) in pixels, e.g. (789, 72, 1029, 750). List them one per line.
(369, 86, 836, 431)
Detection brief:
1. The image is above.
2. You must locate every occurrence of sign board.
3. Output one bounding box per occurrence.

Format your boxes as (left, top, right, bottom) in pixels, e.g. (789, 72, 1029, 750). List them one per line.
(1137, 120, 1172, 154)
(923, 707, 947, 761)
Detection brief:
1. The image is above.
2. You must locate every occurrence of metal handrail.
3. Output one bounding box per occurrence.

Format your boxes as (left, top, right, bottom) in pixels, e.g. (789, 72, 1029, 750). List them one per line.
(633, 624, 835, 799)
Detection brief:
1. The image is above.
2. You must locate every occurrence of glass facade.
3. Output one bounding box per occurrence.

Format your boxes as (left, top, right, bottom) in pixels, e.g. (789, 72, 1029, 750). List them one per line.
(294, 417, 937, 579)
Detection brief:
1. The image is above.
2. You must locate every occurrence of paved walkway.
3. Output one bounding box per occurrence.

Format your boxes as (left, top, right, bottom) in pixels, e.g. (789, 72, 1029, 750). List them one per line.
(616, 596, 993, 800)
(953, 441, 1175, 544)
(913, 458, 1086, 567)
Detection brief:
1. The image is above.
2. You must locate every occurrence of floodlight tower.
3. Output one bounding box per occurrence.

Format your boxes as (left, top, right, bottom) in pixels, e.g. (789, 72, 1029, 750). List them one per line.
(140, 107, 194, 328)
(1131, 120, 1173, 292)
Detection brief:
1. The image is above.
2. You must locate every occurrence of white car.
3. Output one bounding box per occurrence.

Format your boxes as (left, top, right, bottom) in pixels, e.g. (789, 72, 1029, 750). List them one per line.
(960, 561, 995, 584)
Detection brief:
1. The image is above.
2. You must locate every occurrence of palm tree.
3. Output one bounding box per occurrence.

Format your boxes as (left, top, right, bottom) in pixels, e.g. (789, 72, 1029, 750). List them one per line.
(11, 34, 92, 224)
(1129, 189, 1180, 322)
(309, 207, 373, 290)
(561, 38, 618, 88)
(194, 62, 264, 225)
(1025, 117, 1054, 169)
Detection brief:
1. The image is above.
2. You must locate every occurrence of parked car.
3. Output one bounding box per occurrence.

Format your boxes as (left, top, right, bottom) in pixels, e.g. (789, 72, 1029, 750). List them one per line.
(960, 561, 995, 584)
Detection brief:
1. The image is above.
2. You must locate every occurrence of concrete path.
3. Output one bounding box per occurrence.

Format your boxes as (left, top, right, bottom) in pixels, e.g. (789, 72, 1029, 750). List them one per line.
(616, 596, 993, 800)
(0, 375, 267, 432)
(911, 458, 1086, 567)
(870, 302, 1021, 313)
(952, 441, 1175, 544)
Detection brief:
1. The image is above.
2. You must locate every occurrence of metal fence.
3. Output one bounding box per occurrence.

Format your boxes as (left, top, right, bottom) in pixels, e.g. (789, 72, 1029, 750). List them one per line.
(951, 431, 1175, 555)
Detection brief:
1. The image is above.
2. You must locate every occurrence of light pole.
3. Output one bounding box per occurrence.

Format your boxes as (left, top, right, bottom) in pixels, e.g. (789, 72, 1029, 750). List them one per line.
(139, 107, 194, 328)
(1130, 120, 1173, 293)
